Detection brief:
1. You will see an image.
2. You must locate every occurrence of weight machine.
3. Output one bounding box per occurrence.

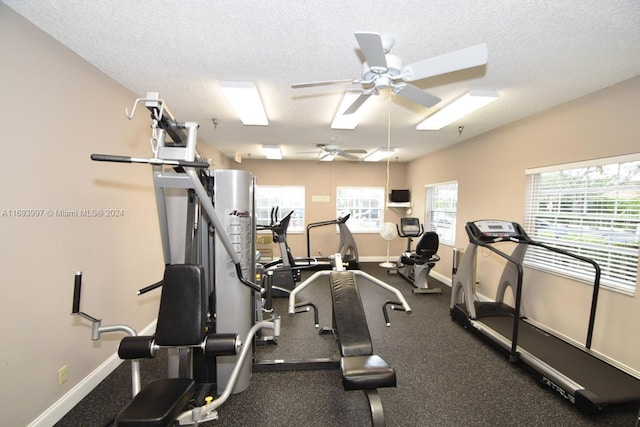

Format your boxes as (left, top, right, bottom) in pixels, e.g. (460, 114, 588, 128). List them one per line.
(72, 92, 276, 425)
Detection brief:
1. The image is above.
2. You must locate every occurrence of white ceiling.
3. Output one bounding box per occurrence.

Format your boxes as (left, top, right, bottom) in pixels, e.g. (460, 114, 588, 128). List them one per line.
(4, 1, 640, 162)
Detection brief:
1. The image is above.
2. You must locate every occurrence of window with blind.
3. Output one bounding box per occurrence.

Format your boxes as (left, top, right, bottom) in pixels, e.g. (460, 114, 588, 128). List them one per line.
(336, 186, 385, 233)
(425, 181, 458, 246)
(524, 155, 640, 294)
(255, 186, 305, 233)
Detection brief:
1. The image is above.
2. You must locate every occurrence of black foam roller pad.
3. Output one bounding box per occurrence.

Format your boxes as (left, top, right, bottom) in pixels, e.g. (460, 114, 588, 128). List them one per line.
(118, 336, 156, 360)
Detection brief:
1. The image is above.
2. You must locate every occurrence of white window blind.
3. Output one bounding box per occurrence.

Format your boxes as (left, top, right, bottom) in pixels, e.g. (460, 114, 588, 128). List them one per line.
(425, 181, 458, 246)
(524, 156, 640, 293)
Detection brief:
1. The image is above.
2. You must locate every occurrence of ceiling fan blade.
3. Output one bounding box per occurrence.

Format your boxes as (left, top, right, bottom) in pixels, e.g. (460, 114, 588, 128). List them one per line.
(291, 79, 358, 89)
(318, 151, 333, 161)
(343, 93, 370, 115)
(338, 151, 360, 160)
(291, 79, 354, 89)
(394, 83, 441, 108)
(354, 32, 388, 70)
(402, 43, 488, 82)
(343, 149, 368, 154)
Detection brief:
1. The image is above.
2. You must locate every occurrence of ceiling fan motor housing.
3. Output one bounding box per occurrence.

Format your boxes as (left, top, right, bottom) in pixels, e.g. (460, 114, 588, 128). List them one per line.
(362, 54, 403, 84)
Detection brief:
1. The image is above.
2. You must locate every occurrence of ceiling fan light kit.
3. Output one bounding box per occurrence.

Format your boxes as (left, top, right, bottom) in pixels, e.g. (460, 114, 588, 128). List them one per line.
(416, 90, 499, 131)
(220, 81, 269, 126)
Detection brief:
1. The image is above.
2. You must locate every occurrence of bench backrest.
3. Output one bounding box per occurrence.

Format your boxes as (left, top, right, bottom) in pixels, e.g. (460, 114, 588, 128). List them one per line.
(330, 271, 373, 357)
(155, 264, 207, 346)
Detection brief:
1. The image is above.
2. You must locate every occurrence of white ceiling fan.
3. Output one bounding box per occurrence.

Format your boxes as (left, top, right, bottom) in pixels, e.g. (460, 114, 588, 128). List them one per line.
(292, 32, 488, 115)
(298, 142, 367, 161)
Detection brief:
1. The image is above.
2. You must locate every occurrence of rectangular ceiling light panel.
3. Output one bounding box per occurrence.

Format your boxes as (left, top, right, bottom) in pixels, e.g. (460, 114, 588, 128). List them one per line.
(364, 148, 395, 162)
(416, 90, 498, 130)
(262, 145, 282, 160)
(220, 81, 268, 126)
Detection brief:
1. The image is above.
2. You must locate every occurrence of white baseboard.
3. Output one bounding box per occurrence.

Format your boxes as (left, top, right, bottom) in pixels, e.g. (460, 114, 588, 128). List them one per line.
(431, 270, 452, 287)
(28, 320, 157, 427)
(361, 256, 453, 288)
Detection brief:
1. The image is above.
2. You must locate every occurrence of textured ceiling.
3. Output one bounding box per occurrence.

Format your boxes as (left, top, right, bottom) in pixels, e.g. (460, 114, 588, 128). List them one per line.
(3, 0, 640, 162)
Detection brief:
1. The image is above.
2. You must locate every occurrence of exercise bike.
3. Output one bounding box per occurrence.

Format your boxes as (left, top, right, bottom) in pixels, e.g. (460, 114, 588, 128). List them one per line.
(395, 217, 442, 294)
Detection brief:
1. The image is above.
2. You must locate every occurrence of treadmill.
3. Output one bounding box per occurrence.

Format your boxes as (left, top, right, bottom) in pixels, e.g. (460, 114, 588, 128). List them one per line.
(450, 219, 640, 413)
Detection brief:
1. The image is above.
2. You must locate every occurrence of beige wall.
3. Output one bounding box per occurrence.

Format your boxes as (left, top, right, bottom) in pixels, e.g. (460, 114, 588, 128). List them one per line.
(407, 76, 640, 372)
(234, 159, 409, 259)
(0, 5, 228, 425)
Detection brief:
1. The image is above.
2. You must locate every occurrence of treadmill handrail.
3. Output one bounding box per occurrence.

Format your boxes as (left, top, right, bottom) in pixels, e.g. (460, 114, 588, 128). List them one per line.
(476, 243, 524, 361)
(477, 238, 602, 353)
(529, 240, 601, 349)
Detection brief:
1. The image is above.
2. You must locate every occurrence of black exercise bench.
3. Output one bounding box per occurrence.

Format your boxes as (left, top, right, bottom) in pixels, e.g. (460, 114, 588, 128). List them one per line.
(330, 271, 397, 427)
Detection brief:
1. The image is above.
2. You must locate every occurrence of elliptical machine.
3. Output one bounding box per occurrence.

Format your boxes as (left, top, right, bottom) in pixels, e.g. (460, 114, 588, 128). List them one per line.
(305, 213, 359, 270)
(395, 217, 442, 294)
(258, 207, 304, 296)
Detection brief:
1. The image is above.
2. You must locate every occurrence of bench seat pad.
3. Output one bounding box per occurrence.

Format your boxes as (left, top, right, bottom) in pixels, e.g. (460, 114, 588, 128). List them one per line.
(341, 355, 396, 390)
(115, 378, 195, 427)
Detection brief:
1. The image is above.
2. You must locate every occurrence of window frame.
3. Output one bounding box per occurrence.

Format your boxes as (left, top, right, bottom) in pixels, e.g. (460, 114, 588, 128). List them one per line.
(254, 185, 305, 233)
(336, 186, 385, 233)
(424, 181, 458, 246)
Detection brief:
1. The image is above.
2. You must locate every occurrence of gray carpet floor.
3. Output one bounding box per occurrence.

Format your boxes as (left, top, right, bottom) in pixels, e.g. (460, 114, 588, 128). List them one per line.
(56, 263, 639, 426)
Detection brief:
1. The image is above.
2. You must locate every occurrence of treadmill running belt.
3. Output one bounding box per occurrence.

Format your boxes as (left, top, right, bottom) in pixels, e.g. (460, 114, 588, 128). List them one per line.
(481, 316, 640, 404)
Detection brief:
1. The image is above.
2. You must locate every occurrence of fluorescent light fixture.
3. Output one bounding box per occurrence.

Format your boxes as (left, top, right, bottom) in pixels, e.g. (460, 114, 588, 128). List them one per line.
(364, 148, 395, 162)
(416, 90, 498, 130)
(220, 81, 268, 125)
(331, 91, 370, 130)
(262, 145, 282, 160)
(320, 153, 336, 162)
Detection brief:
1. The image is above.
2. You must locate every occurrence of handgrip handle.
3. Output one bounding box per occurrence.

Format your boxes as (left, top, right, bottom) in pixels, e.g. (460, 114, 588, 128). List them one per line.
(137, 280, 163, 295)
(382, 300, 406, 326)
(91, 154, 132, 163)
(72, 272, 82, 314)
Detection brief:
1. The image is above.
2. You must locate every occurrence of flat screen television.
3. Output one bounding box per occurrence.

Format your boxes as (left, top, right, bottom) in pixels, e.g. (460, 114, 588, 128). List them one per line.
(390, 189, 410, 203)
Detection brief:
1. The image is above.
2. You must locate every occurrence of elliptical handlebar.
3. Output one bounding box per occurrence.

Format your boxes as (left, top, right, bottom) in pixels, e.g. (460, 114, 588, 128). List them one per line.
(337, 213, 351, 224)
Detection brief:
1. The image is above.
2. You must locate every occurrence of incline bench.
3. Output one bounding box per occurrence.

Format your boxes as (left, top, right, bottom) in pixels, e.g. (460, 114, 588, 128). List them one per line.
(330, 271, 398, 427)
(288, 256, 411, 426)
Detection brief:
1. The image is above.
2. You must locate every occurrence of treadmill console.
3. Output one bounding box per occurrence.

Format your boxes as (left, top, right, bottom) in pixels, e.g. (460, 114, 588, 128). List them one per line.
(466, 220, 529, 244)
